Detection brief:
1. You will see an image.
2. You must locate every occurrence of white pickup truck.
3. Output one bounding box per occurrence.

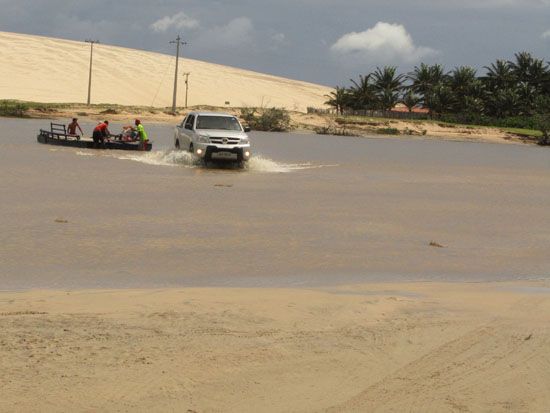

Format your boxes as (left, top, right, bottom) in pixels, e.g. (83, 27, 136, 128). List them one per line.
(174, 111, 251, 164)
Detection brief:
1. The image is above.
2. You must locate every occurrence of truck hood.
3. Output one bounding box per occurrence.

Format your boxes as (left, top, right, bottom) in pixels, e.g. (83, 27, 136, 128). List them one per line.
(196, 130, 247, 138)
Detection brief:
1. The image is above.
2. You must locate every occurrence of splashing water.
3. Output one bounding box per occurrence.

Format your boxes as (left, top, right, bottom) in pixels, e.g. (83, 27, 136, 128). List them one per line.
(244, 156, 331, 173)
(77, 149, 337, 173)
(115, 149, 200, 167)
(75, 150, 95, 157)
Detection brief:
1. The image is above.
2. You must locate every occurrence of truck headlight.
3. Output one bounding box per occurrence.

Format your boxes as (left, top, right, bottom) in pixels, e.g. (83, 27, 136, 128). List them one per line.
(240, 137, 249, 144)
(197, 135, 210, 143)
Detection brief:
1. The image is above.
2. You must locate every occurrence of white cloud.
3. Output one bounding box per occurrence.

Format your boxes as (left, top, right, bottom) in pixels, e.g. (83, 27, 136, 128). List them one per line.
(268, 32, 288, 50)
(542, 29, 550, 39)
(150, 12, 199, 33)
(271, 33, 286, 44)
(197, 17, 255, 48)
(331, 22, 437, 63)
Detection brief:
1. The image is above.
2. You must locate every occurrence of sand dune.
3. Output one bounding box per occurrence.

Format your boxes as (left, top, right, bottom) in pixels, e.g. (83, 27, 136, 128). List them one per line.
(0, 31, 332, 111)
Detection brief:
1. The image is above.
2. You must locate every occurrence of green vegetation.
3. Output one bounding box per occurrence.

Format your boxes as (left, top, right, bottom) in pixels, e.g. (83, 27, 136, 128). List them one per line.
(376, 127, 400, 135)
(326, 52, 550, 145)
(99, 108, 120, 115)
(0, 100, 29, 117)
(535, 113, 550, 145)
(240, 107, 291, 132)
(0, 100, 74, 117)
(314, 121, 357, 136)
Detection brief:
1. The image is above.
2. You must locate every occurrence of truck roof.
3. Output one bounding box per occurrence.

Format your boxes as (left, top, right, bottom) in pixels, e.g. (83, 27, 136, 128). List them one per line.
(186, 111, 235, 117)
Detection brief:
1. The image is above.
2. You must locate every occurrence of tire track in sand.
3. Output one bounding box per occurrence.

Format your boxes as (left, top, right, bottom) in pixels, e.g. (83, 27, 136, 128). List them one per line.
(325, 315, 550, 412)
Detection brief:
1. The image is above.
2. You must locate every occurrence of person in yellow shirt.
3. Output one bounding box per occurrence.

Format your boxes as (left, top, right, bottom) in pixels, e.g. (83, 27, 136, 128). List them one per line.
(134, 119, 148, 150)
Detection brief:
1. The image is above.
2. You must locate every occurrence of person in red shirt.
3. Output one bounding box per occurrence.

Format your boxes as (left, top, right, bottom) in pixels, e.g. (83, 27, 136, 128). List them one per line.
(92, 120, 110, 148)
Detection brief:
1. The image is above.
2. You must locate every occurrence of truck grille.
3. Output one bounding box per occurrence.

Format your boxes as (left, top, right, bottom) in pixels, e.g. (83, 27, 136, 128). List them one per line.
(209, 137, 241, 145)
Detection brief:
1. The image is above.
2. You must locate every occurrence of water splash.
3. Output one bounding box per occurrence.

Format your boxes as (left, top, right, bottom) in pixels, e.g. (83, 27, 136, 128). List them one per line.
(115, 149, 200, 167)
(78, 149, 337, 173)
(244, 156, 331, 173)
(75, 150, 95, 157)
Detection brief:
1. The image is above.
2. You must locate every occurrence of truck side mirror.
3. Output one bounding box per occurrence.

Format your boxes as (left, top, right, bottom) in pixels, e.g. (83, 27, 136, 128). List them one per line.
(185, 124, 193, 130)
(244, 126, 251, 132)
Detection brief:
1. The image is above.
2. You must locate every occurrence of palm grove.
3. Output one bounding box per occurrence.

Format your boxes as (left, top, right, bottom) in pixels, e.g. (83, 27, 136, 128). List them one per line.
(325, 52, 550, 144)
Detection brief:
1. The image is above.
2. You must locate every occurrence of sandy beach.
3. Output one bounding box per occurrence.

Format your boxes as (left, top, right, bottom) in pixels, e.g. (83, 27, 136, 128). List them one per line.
(2, 281, 550, 412)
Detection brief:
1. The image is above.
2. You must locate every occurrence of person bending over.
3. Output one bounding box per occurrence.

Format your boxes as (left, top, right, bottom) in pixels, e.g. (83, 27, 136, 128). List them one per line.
(92, 120, 110, 148)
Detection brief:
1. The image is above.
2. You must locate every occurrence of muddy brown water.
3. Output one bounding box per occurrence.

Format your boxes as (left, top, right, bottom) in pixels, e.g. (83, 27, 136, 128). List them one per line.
(1, 118, 549, 289)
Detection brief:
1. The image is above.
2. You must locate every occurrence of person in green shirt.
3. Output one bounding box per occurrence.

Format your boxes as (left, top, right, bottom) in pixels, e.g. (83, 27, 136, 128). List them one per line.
(134, 119, 148, 150)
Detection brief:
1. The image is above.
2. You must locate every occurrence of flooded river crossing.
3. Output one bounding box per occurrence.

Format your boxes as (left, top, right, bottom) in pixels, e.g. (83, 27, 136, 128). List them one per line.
(1, 118, 549, 289)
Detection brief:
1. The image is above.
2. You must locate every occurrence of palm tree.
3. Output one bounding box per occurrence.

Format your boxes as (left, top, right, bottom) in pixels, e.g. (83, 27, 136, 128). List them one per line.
(484, 87, 520, 118)
(511, 52, 550, 91)
(325, 87, 350, 115)
(448, 66, 484, 114)
(428, 84, 456, 115)
(449, 67, 477, 94)
(483, 60, 515, 90)
(407, 63, 447, 113)
(401, 90, 421, 112)
(509, 52, 535, 84)
(348, 74, 377, 110)
(516, 82, 538, 115)
(371, 66, 405, 111)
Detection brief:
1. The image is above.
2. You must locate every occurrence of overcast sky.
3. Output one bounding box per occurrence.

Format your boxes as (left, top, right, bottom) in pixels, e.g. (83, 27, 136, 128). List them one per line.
(0, 0, 548, 86)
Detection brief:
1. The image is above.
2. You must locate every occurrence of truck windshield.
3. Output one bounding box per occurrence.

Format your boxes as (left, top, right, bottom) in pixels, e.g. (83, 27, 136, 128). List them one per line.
(196, 116, 242, 131)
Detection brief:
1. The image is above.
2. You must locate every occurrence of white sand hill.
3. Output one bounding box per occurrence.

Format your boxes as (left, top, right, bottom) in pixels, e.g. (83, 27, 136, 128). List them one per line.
(0, 31, 332, 111)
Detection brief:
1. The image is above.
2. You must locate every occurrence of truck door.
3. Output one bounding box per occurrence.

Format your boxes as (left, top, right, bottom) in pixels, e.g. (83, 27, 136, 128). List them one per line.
(183, 114, 195, 149)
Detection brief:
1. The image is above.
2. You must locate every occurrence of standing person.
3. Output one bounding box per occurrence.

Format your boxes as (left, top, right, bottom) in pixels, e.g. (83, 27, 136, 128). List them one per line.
(134, 119, 148, 150)
(92, 120, 110, 148)
(67, 118, 83, 137)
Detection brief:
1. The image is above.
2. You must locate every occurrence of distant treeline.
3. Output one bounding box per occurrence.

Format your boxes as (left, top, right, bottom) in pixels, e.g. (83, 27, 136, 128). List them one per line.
(325, 52, 550, 143)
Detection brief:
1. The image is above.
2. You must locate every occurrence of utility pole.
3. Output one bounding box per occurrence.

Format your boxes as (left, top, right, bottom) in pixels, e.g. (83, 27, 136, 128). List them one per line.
(169, 35, 187, 114)
(85, 39, 99, 106)
(183, 72, 190, 108)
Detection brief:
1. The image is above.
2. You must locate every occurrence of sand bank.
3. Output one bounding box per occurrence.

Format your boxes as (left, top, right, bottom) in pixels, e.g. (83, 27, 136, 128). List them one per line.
(1, 281, 549, 412)
(17, 103, 535, 146)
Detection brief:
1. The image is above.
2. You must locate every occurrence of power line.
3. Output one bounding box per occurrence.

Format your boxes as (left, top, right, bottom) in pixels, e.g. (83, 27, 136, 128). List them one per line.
(151, 57, 174, 107)
(183, 72, 190, 108)
(169, 35, 187, 114)
(85, 39, 99, 105)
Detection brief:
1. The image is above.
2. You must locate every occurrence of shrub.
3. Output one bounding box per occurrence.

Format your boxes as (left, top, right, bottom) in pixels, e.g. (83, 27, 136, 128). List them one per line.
(535, 114, 550, 146)
(240, 107, 291, 132)
(376, 127, 400, 135)
(0, 100, 29, 117)
(314, 123, 357, 136)
(100, 108, 119, 115)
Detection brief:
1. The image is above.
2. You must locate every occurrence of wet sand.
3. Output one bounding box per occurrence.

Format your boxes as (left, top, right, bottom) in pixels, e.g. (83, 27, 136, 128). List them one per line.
(2, 117, 550, 411)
